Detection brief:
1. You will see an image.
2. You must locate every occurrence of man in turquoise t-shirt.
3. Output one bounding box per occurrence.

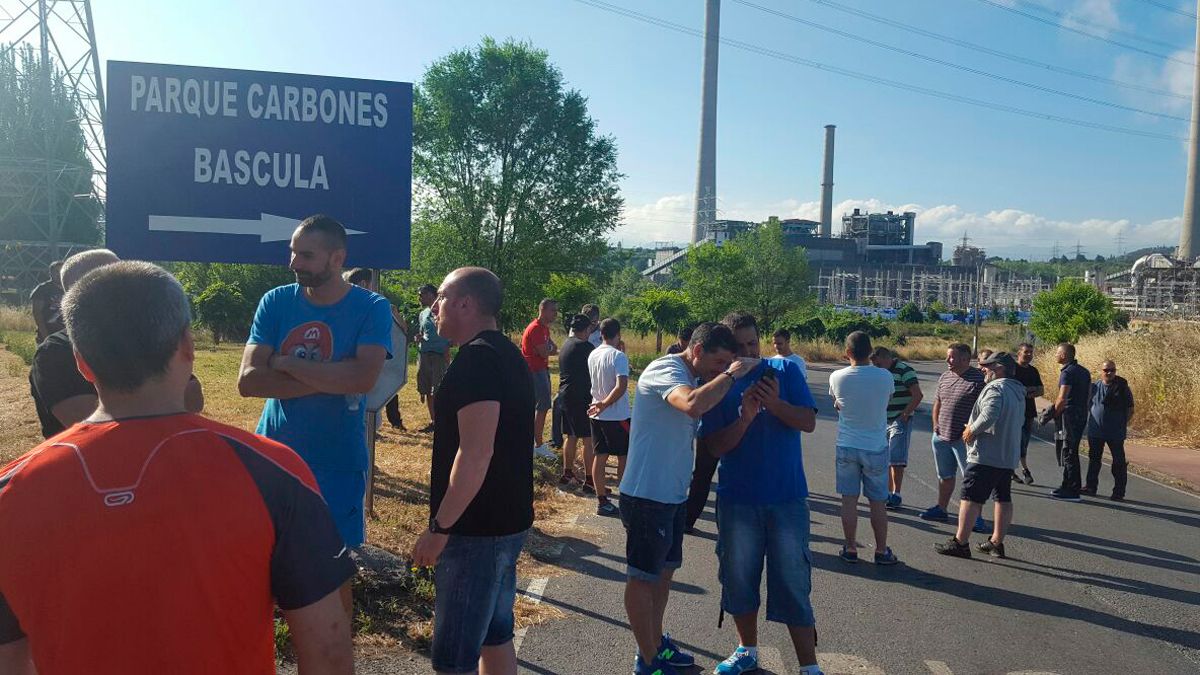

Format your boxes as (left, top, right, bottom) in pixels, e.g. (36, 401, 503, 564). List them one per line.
(698, 312, 820, 675)
(239, 215, 392, 547)
(416, 283, 450, 432)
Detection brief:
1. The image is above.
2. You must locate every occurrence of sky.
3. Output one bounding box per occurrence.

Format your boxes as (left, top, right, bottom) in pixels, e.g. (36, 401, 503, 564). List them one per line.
(80, 0, 1200, 259)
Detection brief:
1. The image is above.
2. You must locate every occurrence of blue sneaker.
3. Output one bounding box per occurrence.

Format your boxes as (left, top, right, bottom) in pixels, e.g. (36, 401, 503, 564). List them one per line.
(919, 505, 949, 521)
(715, 646, 759, 674)
(972, 516, 989, 533)
(885, 493, 903, 510)
(659, 634, 695, 668)
(634, 654, 679, 675)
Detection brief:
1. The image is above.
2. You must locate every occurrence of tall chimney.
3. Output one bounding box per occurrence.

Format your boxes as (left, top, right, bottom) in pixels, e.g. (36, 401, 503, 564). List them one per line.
(820, 124, 836, 238)
(692, 0, 720, 244)
(1179, 0, 1200, 261)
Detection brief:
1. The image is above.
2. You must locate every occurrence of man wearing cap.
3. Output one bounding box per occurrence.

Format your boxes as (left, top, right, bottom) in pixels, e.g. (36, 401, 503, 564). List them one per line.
(935, 351, 1026, 559)
(557, 314, 596, 488)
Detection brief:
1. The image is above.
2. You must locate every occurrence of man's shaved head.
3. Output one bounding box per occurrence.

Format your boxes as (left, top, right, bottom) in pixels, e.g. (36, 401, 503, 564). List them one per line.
(61, 249, 120, 290)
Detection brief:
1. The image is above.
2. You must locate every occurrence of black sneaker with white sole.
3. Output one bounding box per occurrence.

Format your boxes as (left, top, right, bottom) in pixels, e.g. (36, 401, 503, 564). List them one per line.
(976, 538, 1006, 558)
(934, 537, 972, 558)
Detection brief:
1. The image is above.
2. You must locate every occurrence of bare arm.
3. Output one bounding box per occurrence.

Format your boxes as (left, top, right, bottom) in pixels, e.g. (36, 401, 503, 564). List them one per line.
(184, 376, 204, 413)
(588, 375, 629, 417)
(273, 344, 388, 395)
(281, 583, 354, 675)
(1026, 384, 1044, 399)
(932, 395, 942, 436)
(1055, 384, 1070, 415)
(756, 377, 816, 432)
(901, 383, 924, 420)
(51, 393, 98, 428)
(667, 376, 736, 420)
(237, 344, 317, 400)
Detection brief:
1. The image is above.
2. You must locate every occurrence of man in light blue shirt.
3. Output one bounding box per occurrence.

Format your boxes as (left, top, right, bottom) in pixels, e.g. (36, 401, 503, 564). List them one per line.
(619, 322, 755, 675)
(416, 283, 450, 433)
(238, 215, 392, 547)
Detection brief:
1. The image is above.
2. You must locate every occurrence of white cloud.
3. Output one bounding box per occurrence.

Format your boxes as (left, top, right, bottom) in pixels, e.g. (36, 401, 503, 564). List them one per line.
(1112, 49, 1193, 115)
(614, 194, 1180, 259)
(1064, 0, 1121, 35)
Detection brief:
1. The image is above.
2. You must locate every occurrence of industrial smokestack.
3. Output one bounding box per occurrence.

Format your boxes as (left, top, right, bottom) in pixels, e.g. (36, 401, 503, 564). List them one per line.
(1180, 0, 1200, 261)
(692, 0, 720, 244)
(819, 124, 836, 238)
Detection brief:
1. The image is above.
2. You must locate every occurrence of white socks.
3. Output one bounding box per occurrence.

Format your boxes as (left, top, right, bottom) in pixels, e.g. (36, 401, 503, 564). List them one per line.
(739, 645, 758, 660)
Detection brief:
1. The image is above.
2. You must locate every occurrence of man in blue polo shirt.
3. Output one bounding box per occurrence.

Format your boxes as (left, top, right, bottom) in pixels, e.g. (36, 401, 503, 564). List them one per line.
(1051, 342, 1091, 501)
(239, 214, 392, 547)
(698, 312, 821, 675)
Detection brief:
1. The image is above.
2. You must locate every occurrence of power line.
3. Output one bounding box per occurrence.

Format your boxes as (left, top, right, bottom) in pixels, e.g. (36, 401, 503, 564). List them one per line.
(998, 0, 1188, 50)
(1131, 0, 1197, 20)
(572, 0, 1187, 142)
(733, 0, 1187, 121)
(973, 0, 1194, 66)
(806, 0, 1189, 101)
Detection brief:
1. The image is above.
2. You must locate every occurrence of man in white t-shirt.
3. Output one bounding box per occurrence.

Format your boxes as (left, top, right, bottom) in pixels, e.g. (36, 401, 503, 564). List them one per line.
(772, 327, 808, 381)
(587, 318, 630, 516)
(828, 331, 899, 565)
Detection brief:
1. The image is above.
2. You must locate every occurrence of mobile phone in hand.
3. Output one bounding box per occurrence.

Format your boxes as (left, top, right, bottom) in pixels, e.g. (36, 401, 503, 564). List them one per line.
(761, 367, 776, 381)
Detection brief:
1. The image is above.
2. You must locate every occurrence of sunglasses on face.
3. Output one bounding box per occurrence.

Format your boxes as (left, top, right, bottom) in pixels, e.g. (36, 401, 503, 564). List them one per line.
(1102, 368, 1115, 373)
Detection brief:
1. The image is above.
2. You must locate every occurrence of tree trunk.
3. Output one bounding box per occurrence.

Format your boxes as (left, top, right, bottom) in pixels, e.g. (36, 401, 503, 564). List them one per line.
(656, 330, 663, 353)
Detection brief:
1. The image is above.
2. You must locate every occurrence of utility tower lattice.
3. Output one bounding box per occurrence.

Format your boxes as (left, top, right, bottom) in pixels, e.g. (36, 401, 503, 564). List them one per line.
(0, 0, 104, 294)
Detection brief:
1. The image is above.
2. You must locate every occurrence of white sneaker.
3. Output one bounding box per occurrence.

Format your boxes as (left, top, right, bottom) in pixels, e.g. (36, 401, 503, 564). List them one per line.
(533, 443, 556, 460)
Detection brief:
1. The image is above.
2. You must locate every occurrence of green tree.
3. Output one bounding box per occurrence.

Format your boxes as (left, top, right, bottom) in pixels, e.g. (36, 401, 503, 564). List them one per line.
(0, 44, 101, 243)
(597, 266, 649, 325)
(1030, 279, 1120, 344)
(679, 222, 810, 329)
(412, 38, 623, 327)
(897, 302, 923, 323)
(543, 272, 596, 327)
(628, 287, 690, 352)
(192, 281, 250, 344)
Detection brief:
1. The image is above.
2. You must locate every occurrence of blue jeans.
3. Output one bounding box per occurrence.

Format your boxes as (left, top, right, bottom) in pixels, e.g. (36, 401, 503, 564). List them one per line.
(835, 445, 889, 501)
(432, 530, 528, 673)
(716, 499, 816, 627)
(932, 437, 969, 480)
(887, 417, 913, 466)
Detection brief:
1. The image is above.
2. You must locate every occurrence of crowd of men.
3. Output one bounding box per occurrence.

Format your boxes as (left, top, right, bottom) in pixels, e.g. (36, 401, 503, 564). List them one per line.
(0, 214, 1137, 675)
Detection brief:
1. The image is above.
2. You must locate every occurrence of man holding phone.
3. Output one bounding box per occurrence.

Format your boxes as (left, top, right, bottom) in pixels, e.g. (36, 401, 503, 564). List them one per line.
(698, 312, 821, 675)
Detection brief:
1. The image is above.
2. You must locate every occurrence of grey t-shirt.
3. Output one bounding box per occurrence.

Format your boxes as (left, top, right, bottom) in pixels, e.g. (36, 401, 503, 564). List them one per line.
(620, 354, 698, 504)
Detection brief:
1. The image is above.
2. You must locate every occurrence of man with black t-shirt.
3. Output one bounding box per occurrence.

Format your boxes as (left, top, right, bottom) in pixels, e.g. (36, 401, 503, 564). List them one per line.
(558, 314, 596, 489)
(411, 267, 534, 675)
(29, 260, 64, 343)
(1012, 343, 1044, 485)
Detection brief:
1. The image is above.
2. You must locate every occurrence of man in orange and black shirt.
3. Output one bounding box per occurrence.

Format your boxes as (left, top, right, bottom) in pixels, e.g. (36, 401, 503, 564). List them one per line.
(0, 261, 354, 675)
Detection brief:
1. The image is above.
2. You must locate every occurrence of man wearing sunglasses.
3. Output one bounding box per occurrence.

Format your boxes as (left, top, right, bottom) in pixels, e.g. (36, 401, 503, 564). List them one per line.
(1084, 361, 1134, 501)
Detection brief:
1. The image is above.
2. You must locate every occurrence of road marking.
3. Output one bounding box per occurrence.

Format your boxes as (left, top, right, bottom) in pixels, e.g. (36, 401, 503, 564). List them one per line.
(924, 661, 953, 675)
(513, 577, 549, 655)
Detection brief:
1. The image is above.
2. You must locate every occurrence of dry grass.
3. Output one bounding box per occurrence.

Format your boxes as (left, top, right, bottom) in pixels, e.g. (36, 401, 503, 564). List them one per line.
(1035, 322, 1200, 449)
(0, 306, 36, 332)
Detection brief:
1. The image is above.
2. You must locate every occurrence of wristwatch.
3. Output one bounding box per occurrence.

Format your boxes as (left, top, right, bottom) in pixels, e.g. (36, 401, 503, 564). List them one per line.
(721, 369, 736, 380)
(429, 516, 452, 535)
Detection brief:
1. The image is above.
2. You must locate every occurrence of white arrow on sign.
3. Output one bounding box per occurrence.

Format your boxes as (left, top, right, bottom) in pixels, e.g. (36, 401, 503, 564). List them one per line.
(148, 213, 366, 243)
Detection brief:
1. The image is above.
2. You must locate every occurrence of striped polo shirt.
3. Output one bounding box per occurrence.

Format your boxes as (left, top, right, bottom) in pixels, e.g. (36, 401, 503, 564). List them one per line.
(935, 367, 986, 442)
(886, 361, 919, 421)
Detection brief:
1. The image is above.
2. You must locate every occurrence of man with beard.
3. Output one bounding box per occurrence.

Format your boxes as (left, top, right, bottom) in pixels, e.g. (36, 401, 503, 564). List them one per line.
(239, 215, 392, 548)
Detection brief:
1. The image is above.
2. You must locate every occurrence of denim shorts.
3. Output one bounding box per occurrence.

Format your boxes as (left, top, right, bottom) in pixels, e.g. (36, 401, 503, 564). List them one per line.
(432, 530, 528, 673)
(619, 494, 686, 581)
(932, 437, 969, 480)
(835, 445, 889, 502)
(310, 468, 366, 547)
(716, 499, 816, 627)
(887, 418, 913, 466)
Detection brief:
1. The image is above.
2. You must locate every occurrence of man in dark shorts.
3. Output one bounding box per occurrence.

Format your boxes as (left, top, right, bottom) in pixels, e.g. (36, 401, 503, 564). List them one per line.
(558, 314, 596, 488)
(30, 249, 203, 439)
(588, 317, 631, 515)
(29, 260, 63, 343)
(936, 351, 1026, 559)
(411, 266, 534, 675)
(1, 261, 354, 674)
(1012, 343, 1044, 485)
(1051, 343, 1091, 501)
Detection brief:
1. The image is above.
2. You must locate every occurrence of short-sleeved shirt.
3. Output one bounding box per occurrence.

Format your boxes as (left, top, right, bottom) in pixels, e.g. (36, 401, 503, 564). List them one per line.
(588, 344, 631, 421)
(780, 353, 809, 380)
(620, 354, 699, 504)
(699, 358, 816, 504)
(935, 367, 986, 442)
(588, 329, 603, 347)
(521, 319, 551, 372)
(0, 413, 355, 674)
(885, 360, 919, 421)
(29, 281, 63, 342)
(558, 336, 594, 403)
(418, 307, 449, 354)
(1058, 361, 1091, 417)
(1013, 363, 1044, 419)
(248, 284, 392, 472)
(1088, 378, 1134, 441)
(432, 330, 534, 537)
(829, 364, 895, 451)
(29, 330, 95, 439)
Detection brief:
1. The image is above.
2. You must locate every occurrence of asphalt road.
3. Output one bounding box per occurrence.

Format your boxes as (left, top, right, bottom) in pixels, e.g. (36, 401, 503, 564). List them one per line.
(514, 361, 1200, 675)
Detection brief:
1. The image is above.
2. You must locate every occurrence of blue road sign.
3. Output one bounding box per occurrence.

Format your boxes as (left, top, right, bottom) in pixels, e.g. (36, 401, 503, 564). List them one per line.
(105, 61, 412, 268)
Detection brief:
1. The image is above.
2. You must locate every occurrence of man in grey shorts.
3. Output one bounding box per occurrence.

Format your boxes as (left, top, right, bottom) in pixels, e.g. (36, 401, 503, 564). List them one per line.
(416, 283, 449, 433)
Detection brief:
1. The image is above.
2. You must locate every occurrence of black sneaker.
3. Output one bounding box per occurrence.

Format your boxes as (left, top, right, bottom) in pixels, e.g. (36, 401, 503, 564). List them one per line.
(976, 538, 1006, 558)
(935, 537, 972, 558)
(1050, 488, 1082, 502)
(1080, 486, 1098, 496)
(1110, 493, 1125, 502)
(1022, 469, 1034, 485)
